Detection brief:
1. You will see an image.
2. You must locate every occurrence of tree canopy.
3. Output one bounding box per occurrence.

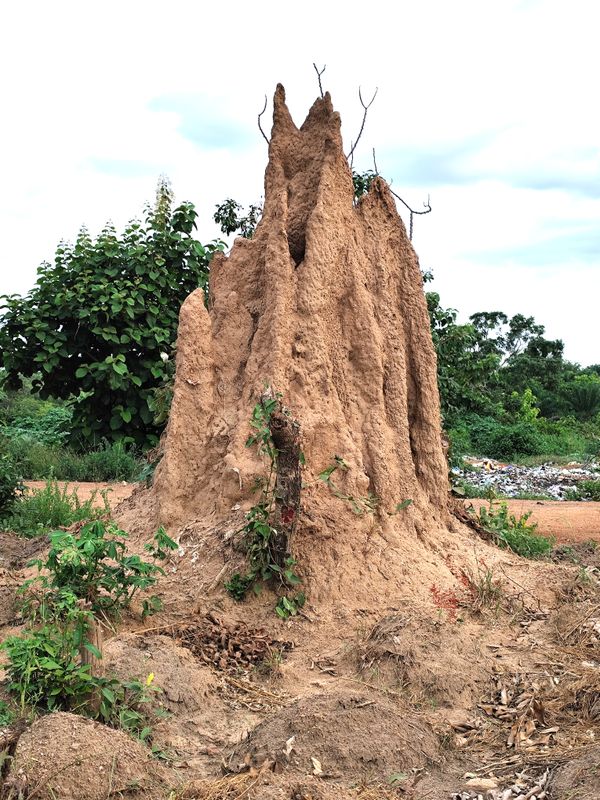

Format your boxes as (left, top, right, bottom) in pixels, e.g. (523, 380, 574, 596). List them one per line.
(0, 180, 224, 447)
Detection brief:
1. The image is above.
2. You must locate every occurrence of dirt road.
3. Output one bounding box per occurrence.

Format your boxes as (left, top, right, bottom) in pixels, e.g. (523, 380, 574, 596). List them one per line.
(464, 498, 600, 544)
(24, 480, 136, 508)
(24, 481, 600, 544)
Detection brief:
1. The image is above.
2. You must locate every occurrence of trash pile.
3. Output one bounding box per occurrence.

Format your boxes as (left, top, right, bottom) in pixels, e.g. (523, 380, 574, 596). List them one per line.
(453, 459, 599, 500)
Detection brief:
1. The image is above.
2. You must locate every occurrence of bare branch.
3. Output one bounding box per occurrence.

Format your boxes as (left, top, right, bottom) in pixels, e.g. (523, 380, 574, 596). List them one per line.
(257, 95, 270, 145)
(346, 86, 378, 166)
(313, 63, 326, 98)
(389, 188, 431, 241)
(372, 147, 379, 176)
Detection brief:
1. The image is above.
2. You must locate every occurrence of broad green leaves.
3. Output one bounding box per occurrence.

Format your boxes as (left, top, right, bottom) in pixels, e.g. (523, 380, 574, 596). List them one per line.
(0, 179, 225, 447)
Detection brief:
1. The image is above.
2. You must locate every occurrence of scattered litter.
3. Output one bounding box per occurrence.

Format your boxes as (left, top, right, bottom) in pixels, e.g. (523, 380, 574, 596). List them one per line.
(453, 459, 598, 500)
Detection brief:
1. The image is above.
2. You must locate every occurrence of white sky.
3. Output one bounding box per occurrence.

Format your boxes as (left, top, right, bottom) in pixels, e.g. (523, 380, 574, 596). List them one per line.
(0, 0, 598, 365)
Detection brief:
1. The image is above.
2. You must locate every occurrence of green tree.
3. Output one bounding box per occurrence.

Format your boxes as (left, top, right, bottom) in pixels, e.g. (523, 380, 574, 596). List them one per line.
(0, 179, 224, 447)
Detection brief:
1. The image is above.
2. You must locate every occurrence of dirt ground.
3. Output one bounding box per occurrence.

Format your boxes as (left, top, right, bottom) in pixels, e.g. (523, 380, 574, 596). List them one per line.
(24, 480, 137, 508)
(25, 482, 600, 546)
(466, 498, 600, 545)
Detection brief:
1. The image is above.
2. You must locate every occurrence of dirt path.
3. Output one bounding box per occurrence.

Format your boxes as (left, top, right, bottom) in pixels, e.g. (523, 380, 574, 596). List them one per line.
(24, 480, 137, 508)
(464, 497, 600, 544)
(24, 481, 600, 545)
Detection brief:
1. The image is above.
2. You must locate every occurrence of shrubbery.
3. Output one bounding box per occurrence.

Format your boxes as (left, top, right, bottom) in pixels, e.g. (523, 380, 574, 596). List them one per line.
(0, 479, 109, 537)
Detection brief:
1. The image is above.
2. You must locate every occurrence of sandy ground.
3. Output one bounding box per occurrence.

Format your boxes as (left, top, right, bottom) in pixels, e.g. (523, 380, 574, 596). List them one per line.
(464, 497, 600, 544)
(24, 480, 137, 507)
(24, 481, 600, 545)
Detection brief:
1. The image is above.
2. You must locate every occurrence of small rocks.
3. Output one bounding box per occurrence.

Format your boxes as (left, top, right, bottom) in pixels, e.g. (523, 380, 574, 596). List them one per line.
(453, 459, 599, 501)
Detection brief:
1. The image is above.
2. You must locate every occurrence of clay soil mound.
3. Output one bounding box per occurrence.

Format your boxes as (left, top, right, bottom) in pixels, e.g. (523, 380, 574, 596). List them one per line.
(5, 712, 175, 800)
(230, 687, 439, 781)
(103, 633, 217, 712)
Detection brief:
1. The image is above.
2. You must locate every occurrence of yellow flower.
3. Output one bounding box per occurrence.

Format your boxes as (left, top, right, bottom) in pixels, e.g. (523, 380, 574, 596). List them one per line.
(146, 672, 155, 686)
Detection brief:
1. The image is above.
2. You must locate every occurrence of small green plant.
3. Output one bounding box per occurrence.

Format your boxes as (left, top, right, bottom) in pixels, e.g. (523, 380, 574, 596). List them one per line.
(0, 479, 109, 537)
(2, 520, 171, 748)
(2, 596, 97, 711)
(0, 453, 24, 515)
(565, 479, 600, 501)
(318, 456, 379, 515)
(23, 520, 177, 615)
(225, 392, 303, 613)
(0, 700, 16, 727)
(96, 672, 165, 742)
(474, 500, 553, 558)
(275, 592, 306, 619)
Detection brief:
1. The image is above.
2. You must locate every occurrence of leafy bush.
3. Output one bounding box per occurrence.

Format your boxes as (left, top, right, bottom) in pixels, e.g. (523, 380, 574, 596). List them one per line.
(0, 454, 24, 516)
(2, 597, 162, 740)
(2, 521, 175, 741)
(0, 480, 108, 537)
(2, 605, 95, 710)
(565, 480, 600, 501)
(1, 404, 72, 446)
(24, 520, 177, 614)
(0, 179, 225, 447)
(0, 437, 143, 482)
(474, 501, 553, 558)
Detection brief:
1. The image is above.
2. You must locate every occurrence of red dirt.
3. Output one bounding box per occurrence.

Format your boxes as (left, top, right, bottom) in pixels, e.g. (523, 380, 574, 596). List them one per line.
(464, 498, 600, 544)
(24, 480, 600, 546)
(24, 480, 136, 508)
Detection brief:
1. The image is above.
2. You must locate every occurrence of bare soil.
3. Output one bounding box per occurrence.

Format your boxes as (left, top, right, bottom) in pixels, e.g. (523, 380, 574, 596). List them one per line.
(25, 480, 600, 545)
(24, 480, 136, 508)
(463, 498, 600, 544)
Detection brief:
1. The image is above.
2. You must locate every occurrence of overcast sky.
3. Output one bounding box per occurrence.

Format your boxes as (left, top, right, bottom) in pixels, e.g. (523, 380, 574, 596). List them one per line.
(1, 0, 598, 364)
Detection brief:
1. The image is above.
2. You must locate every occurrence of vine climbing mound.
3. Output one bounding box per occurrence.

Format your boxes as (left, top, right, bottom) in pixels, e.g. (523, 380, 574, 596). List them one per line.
(120, 84, 486, 606)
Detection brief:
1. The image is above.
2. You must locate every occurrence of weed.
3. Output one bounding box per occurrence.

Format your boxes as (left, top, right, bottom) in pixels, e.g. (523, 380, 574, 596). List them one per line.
(225, 392, 303, 613)
(275, 592, 306, 619)
(457, 559, 505, 615)
(0, 479, 109, 537)
(0, 454, 24, 515)
(474, 499, 553, 558)
(22, 520, 177, 616)
(565, 479, 600, 501)
(0, 700, 16, 728)
(2, 521, 174, 749)
(318, 456, 411, 516)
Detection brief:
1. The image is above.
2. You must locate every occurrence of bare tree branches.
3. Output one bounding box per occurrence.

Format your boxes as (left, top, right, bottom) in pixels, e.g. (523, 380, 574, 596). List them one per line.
(313, 63, 326, 98)
(347, 86, 378, 167)
(258, 95, 270, 145)
(389, 188, 432, 240)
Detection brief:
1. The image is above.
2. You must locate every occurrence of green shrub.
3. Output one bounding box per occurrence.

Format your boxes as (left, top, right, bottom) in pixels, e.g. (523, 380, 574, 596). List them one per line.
(565, 479, 600, 501)
(0, 405, 72, 446)
(2, 521, 175, 742)
(0, 454, 24, 516)
(447, 425, 472, 466)
(2, 597, 162, 740)
(0, 437, 143, 482)
(3, 608, 95, 710)
(0, 479, 109, 537)
(474, 501, 553, 558)
(24, 520, 177, 614)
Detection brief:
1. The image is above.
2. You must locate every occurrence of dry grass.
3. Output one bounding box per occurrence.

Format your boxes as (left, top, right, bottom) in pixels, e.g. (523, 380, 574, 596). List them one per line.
(176, 773, 259, 800)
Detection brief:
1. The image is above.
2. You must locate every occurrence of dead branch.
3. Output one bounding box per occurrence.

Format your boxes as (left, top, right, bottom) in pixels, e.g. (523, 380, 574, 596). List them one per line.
(257, 95, 270, 145)
(389, 187, 431, 240)
(347, 86, 378, 166)
(313, 63, 326, 98)
(372, 147, 379, 175)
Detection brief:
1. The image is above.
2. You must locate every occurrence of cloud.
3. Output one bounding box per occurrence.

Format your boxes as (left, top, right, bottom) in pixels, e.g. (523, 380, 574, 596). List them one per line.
(148, 94, 254, 150)
(87, 158, 163, 178)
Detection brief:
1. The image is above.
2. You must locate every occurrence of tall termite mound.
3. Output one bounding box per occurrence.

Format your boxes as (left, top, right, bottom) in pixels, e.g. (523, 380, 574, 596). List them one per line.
(151, 86, 459, 598)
